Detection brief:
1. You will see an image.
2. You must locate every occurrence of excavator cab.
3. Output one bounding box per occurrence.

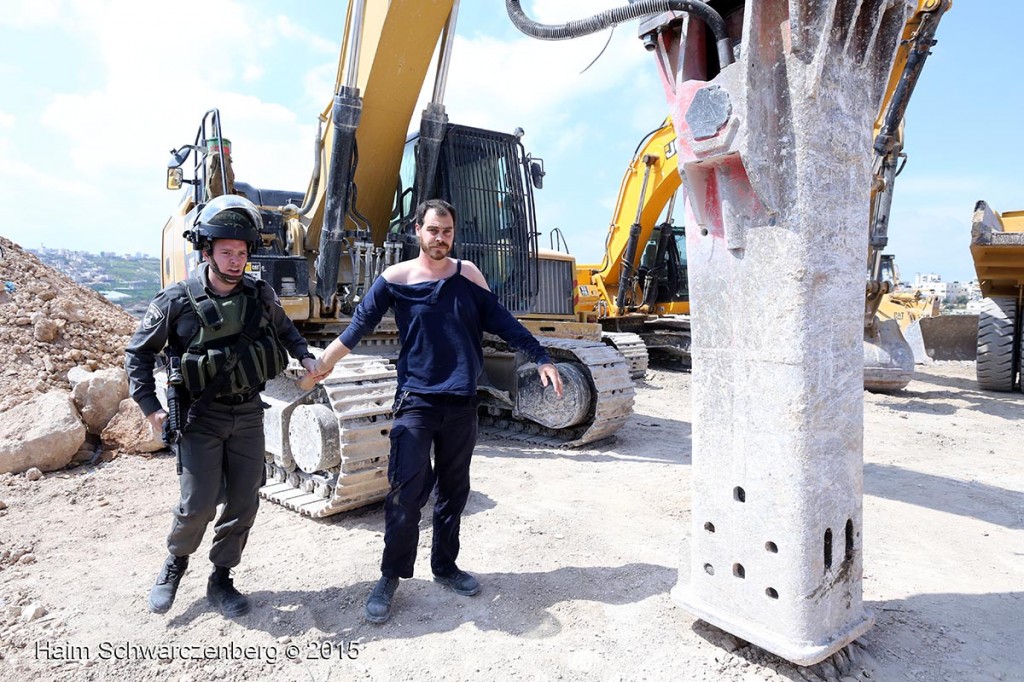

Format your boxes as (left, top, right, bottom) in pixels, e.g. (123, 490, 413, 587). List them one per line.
(638, 223, 689, 309)
(392, 124, 543, 316)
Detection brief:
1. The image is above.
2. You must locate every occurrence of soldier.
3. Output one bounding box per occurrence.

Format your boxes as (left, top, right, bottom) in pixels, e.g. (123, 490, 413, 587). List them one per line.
(125, 195, 318, 617)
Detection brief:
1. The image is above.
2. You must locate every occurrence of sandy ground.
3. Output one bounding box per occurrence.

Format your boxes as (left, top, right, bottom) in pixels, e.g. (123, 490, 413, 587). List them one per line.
(0, 361, 1021, 682)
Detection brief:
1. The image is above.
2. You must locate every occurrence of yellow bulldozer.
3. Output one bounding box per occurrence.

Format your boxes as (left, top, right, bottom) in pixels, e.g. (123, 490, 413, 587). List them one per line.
(159, 0, 634, 517)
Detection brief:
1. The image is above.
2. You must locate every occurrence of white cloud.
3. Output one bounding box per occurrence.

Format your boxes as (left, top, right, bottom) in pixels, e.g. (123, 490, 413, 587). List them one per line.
(0, 138, 94, 196)
(0, 0, 63, 28)
(0, 111, 15, 128)
(274, 14, 337, 54)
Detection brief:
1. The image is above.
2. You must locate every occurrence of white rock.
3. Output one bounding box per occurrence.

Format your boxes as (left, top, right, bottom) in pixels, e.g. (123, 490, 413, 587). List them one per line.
(21, 604, 46, 621)
(100, 399, 165, 454)
(70, 367, 129, 434)
(0, 392, 86, 474)
(25, 468, 43, 481)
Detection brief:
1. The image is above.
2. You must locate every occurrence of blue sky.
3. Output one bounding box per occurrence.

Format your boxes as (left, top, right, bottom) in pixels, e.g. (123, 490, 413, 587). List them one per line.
(1, 0, 1019, 284)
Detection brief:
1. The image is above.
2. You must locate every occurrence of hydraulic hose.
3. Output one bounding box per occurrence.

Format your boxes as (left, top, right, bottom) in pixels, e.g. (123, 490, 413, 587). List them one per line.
(505, 0, 733, 67)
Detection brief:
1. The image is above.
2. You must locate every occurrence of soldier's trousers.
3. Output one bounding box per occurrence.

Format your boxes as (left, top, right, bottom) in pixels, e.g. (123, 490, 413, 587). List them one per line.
(381, 392, 479, 579)
(166, 400, 265, 568)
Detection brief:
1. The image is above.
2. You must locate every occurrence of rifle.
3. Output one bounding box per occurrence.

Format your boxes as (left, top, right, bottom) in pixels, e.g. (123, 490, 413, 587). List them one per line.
(164, 356, 185, 474)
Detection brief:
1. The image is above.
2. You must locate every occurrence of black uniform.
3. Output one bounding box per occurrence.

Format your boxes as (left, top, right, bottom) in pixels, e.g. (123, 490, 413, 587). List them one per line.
(125, 264, 310, 568)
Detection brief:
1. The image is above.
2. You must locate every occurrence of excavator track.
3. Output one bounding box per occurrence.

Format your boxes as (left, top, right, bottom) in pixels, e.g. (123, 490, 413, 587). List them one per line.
(479, 338, 634, 448)
(259, 354, 396, 518)
(642, 314, 692, 366)
(601, 331, 648, 380)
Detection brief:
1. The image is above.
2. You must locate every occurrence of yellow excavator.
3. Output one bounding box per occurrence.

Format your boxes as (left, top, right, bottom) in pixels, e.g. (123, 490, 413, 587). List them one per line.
(874, 255, 939, 330)
(160, 0, 634, 517)
(575, 117, 690, 379)
(862, 0, 952, 390)
(970, 202, 1024, 391)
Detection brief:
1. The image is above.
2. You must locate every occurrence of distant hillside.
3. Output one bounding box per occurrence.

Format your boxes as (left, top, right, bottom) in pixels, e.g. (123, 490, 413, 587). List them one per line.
(29, 248, 160, 317)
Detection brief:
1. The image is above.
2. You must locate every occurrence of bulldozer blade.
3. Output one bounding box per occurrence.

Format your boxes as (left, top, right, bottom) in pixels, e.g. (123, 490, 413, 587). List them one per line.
(864, 319, 914, 392)
(904, 315, 979, 363)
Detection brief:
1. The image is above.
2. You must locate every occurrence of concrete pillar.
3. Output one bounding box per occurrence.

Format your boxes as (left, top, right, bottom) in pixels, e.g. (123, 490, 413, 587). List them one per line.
(652, 2, 914, 665)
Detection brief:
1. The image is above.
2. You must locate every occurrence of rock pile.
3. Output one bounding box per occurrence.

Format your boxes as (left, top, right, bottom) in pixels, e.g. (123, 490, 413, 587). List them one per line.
(0, 236, 137, 412)
(0, 237, 162, 473)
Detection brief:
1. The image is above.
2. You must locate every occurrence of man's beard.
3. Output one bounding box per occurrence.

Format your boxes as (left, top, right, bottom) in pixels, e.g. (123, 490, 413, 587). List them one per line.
(419, 238, 449, 261)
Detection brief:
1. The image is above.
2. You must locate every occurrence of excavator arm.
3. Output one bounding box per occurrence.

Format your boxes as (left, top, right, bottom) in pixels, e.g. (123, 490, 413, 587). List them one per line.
(579, 118, 682, 318)
(866, 0, 952, 323)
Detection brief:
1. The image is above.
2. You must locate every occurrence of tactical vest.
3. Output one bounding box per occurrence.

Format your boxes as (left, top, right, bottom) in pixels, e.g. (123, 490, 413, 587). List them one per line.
(180, 279, 288, 397)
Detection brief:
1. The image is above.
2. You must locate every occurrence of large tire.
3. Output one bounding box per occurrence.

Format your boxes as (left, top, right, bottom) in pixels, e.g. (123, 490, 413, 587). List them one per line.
(976, 297, 1018, 391)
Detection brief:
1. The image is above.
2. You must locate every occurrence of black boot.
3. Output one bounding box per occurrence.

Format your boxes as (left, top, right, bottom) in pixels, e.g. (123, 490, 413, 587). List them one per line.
(207, 566, 251, 617)
(365, 575, 399, 624)
(433, 568, 481, 596)
(148, 554, 189, 614)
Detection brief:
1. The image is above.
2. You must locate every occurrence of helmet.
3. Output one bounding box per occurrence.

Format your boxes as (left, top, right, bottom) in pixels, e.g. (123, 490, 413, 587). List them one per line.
(187, 195, 263, 254)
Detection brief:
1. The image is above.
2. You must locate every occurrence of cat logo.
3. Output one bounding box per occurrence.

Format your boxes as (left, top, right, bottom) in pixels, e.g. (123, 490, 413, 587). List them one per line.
(142, 302, 165, 330)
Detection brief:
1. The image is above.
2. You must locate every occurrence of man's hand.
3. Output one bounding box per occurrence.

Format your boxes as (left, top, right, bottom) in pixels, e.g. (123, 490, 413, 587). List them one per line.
(147, 409, 168, 433)
(298, 357, 333, 391)
(538, 363, 563, 399)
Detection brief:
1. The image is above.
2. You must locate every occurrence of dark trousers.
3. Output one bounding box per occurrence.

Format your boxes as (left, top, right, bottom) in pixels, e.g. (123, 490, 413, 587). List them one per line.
(382, 392, 479, 579)
(166, 400, 266, 568)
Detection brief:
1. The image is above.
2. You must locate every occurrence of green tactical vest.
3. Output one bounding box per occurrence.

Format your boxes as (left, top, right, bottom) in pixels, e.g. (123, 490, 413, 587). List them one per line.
(179, 280, 288, 398)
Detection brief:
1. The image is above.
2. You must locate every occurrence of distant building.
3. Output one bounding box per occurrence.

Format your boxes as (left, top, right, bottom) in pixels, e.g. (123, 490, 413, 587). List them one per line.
(945, 281, 971, 302)
(913, 273, 947, 300)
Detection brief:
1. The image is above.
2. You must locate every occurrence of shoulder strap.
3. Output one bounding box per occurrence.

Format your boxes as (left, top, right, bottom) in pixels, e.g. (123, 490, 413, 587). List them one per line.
(182, 287, 265, 429)
(184, 276, 224, 329)
(456, 259, 462, 275)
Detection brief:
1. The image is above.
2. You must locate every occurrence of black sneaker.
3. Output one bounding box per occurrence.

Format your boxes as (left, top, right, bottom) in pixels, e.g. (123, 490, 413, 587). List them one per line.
(433, 569, 480, 596)
(148, 555, 189, 614)
(207, 566, 251, 617)
(365, 575, 399, 624)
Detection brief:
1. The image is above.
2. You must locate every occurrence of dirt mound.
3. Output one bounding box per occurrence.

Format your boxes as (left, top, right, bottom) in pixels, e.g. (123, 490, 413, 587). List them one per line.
(0, 237, 138, 413)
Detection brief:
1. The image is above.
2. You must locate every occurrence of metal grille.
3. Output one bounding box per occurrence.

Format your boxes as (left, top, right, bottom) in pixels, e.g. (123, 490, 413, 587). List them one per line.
(441, 126, 539, 315)
(535, 257, 575, 316)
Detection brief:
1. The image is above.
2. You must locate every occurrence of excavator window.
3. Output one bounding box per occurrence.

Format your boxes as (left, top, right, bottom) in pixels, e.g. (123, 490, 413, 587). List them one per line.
(437, 126, 539, 315)
(389, 137, 418, 235)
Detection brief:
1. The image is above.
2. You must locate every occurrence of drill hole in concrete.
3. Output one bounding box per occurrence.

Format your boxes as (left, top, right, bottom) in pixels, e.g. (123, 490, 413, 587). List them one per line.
(845, 518, 854, 563)
(733, 486, 745, 502)
(765, 587, 778, 599)
(704, 522, 715, 533)
(824, 528, 833, 570)
(765, 541, 778, 553)
(703, 563, 715, 576)
(733, 563, 745, 579)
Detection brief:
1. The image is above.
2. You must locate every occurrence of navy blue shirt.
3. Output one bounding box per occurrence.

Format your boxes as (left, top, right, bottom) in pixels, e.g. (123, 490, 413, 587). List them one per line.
(339, 261, 552, 395)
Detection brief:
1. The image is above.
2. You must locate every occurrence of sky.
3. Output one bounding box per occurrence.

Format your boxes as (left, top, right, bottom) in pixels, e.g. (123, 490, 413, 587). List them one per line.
(1, 0, 1020, 284)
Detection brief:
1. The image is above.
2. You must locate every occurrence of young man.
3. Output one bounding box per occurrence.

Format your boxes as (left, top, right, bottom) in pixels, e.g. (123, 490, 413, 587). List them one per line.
(126, 195, 318, 617)
(305, 199, 563, 623)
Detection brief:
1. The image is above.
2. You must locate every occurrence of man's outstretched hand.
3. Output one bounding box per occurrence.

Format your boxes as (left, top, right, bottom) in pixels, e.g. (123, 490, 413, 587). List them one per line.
(298, 357, 331, 392)
(538, 363, 563, 399)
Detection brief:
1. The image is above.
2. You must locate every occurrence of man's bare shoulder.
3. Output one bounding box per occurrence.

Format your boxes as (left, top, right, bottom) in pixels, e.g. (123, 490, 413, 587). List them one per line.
(459, 260, 490, 291)
(381, 261, 413, 284)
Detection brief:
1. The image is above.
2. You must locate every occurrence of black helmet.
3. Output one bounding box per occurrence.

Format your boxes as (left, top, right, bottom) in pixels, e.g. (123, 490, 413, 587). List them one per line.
(186, 195, 263, 254)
